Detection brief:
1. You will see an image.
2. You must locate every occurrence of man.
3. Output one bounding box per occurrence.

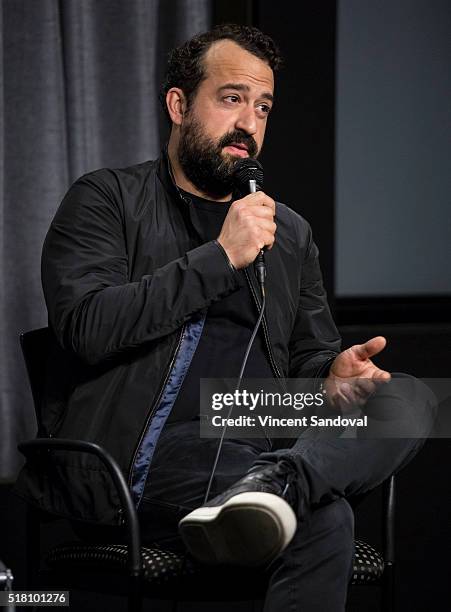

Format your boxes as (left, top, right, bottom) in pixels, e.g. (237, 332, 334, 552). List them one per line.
(16, 24, 434, 611)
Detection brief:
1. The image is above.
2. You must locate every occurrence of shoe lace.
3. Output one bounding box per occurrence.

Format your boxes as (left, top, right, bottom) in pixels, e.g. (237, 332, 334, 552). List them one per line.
(275, 460, 302, 515)
(250, 462, 295, 497)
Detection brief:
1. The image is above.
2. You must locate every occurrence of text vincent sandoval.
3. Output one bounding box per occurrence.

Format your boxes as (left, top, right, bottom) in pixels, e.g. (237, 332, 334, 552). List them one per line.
(210, 414, 369, 428)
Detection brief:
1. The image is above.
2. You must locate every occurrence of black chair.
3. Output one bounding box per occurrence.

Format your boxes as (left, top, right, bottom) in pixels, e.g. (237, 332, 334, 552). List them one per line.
(0, 559, 14, 612)
(17, 327, 396, 611)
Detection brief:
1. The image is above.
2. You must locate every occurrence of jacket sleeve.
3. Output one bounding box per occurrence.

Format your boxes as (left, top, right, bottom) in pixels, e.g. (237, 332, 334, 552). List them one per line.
(288, 221, 341, 379)
(42, 172, 243, 365)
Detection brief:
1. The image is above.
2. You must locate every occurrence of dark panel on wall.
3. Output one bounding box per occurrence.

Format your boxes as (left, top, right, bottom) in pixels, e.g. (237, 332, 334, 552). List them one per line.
(336, 295, 451, 326)
(212, 1, 337, 299)
(254, 1, 337, 300)
(212, 0, 254, 25)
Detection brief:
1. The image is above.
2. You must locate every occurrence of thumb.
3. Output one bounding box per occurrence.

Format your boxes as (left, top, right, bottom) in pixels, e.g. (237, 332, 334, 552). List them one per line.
(353, 336, 387, 361)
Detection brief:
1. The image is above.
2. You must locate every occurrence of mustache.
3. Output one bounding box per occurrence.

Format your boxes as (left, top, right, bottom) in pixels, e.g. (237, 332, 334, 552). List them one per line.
(218, 131, 258, 158)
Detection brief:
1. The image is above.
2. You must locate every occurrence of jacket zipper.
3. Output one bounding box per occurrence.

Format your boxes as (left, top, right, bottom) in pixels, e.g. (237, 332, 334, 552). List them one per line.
(244, 267, 286, 448)
(243, 267, 283, 379)
(124, 158, 199, 505)
(48, 409, 68, 438)
(126, 324, 185, 491)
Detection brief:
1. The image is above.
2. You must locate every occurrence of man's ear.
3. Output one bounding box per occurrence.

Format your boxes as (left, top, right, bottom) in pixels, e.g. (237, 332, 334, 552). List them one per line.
(166, 88, 187, 126)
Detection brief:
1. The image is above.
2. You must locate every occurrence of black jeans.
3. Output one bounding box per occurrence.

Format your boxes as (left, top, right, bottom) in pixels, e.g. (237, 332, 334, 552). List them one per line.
(137, 374, 436, 611)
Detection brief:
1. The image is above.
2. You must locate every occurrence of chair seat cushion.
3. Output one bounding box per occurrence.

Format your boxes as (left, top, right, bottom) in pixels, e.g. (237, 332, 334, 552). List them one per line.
(46, 542, 193, 585)
(45, 538, 385, 586)
(352, 539, 385, 584)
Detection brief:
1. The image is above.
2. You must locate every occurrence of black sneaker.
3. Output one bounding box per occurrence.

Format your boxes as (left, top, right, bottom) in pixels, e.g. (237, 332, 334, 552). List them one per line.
(178, 461, 298, 566)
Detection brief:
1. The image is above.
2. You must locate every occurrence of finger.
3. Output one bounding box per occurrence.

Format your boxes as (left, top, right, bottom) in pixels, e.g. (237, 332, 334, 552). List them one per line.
(245, 192, 276, 212)
(245, 205, 276, 219)
(245, 219, 276, 240)
(256, 229, 276, 250)
(264, 229, 276, 249)
(333, 379, 376, 408)
(251, 219, 277, 233)
(333, 392, 361, 412)
(334, 382, 356, 404)
(353, 336, 387, 360)
(369, 368, 391, 382)
(353, 378, 377, 398)
(353, 379, 380, 406)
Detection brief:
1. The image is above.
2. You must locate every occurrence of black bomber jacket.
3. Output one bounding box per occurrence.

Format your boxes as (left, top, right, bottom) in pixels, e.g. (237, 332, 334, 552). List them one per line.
(15, 150, 341, 525)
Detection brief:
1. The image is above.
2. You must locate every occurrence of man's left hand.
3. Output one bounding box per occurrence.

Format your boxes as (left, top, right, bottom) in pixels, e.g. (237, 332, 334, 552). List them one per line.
(324, 336, 391, 410)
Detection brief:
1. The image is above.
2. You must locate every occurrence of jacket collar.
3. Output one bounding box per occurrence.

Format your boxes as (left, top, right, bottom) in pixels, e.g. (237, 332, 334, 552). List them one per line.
(157, 145, 188, 202)
(156, 145, 202, 243)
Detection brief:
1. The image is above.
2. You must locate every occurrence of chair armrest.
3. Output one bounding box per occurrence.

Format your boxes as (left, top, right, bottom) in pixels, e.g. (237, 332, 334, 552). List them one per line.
(18, 438, 142, 578)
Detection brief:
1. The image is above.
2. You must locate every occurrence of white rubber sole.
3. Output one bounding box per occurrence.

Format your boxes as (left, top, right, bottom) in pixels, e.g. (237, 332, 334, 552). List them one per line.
(178, 492, 297, 566)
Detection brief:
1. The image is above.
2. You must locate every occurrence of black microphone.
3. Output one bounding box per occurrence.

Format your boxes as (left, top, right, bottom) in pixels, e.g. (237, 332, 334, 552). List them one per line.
(233, 158, 266, 287)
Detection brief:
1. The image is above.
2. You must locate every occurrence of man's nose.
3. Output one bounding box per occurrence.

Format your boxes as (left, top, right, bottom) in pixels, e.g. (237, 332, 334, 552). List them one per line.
(235, 105, 257, 136)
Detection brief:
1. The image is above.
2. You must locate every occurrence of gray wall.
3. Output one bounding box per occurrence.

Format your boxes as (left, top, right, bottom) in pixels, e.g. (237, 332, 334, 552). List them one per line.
(336, 0, 451, 297)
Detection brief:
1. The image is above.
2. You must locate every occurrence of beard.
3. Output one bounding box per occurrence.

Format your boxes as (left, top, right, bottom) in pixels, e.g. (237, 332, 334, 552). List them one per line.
(177, 114, 259, 199)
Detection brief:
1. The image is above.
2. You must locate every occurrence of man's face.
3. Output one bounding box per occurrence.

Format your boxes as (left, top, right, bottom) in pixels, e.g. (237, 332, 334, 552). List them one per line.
(177, 40, 274, 199)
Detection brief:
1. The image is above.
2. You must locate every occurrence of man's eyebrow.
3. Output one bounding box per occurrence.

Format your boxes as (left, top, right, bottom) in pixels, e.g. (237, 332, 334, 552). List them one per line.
(218, 83, 274, 103)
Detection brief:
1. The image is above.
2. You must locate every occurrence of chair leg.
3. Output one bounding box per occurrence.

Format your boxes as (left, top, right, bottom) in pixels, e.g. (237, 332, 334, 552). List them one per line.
(382, 562, 395, 612)
(128, 575, 142, 612)
(25, 507, 41, 589)
(382, 475, 396, 612)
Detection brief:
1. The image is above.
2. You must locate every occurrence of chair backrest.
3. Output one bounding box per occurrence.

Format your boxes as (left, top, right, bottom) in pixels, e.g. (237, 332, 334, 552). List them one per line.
(20, 327, 52, 433)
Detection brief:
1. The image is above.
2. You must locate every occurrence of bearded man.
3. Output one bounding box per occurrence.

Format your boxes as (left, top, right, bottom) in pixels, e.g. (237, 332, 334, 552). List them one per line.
(16, 24, 434, 611)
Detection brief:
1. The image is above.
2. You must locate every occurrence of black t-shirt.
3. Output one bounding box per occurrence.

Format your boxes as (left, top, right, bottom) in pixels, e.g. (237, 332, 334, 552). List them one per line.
(167, 190, 274, 423)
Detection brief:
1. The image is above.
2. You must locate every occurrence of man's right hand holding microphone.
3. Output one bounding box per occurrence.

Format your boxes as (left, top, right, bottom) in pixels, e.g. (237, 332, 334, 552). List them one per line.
(217, 192, 277, 269)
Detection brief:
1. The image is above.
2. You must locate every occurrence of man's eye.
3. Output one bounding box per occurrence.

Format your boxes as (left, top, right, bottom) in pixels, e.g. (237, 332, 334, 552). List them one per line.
(258, 104, 272, 115)
(224, 95, 240, 103)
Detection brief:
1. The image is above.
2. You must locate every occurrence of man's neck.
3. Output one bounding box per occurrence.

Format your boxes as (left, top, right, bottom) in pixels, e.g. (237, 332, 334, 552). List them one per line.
(167, 140, 232, 203)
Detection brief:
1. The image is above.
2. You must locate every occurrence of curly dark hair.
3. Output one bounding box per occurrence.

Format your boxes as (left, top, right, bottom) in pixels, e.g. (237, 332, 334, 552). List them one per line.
(159, 23, 283, 123)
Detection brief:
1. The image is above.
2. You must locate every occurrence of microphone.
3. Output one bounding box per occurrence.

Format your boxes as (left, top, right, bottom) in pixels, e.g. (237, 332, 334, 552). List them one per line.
(232, 159, 266, 287)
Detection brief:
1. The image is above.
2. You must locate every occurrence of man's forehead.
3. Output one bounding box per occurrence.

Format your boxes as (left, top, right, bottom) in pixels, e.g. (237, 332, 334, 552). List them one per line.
(202, 40, 274, 92)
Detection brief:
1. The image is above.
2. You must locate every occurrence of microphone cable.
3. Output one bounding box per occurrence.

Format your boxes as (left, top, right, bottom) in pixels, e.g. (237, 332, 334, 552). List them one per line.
(202, 277, 266, 505)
